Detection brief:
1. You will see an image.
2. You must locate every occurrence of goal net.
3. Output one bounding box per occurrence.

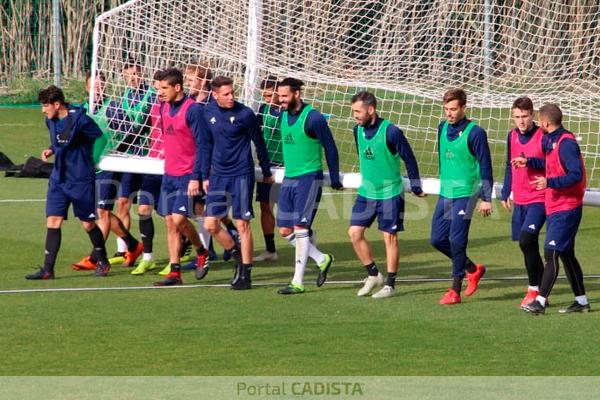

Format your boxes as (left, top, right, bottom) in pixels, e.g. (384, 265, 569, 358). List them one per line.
(91, 0, 600, 202)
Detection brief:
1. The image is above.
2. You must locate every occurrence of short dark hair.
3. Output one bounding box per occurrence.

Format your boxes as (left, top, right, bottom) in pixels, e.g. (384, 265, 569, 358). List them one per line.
(211, 76, 234, 89)
(123, 58, 142, 71)
(351, 91, 377, 108)
(539, 103, 562, 125)
(260, 76, 279, 90)
(160, 67, 184, 87)
(38, 85, 65, 105)
(152, 69, 164, 81)
(279, 77, 304, 92)
(443, 88, 467, 106)
(512, 96, 534, 113)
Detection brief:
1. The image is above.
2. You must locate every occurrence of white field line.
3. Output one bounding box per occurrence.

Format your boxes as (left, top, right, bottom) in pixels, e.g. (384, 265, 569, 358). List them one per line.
(0, 199, 45, 203)
(1, 275, 599, 295)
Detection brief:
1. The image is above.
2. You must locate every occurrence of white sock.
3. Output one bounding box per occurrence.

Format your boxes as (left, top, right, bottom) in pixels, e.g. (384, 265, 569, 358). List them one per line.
(195, 217, 211, 249)
(528, 285, 539, 292)
(117, 237, 127, 253)
(308, 242, 326, 265)
(143, 253, 153, 261)
(576, 295, 589, 306)
(535, 295, 547, 306)
(285, 233, 296, 247)
(291, 229, 310, 287)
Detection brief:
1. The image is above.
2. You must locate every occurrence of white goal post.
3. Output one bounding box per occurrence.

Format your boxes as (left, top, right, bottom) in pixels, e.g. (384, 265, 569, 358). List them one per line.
(91, 0, 600, 205)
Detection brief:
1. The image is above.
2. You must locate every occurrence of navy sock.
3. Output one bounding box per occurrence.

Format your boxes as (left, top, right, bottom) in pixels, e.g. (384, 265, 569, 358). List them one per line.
(139, 217, 154, 254)
(365, 262, 379, 277)
(264, 234, 276, 253)
(452, 276, 464, 294)
(171, 263, 181, 273)
(43, 228, 61, 272)
(386, 272, 397, 288)
(88, 225, 108, 264)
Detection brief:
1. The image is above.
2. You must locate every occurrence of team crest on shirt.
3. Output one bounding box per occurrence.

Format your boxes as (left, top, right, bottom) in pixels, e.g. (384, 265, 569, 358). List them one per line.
(210, 116, 216, 124)
(230, 116, 235, 124)
(362, 146, 375, 160)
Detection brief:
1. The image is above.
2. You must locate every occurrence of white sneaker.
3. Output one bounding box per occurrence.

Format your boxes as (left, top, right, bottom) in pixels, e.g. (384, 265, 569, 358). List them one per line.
(253, 251, 279, 262)
(372, 285, 395, 299)
(357, 273, 384, 297)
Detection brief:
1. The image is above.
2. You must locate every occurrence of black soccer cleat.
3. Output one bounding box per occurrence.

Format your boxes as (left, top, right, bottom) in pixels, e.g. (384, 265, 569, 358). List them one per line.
(154, 273, 183, 286)
(523, 300, 546, 315)
(94, 261, 111, 277)
(231, 268, 252, 290)
(559, 301, 591, 314)
(25, 267, 54, 280)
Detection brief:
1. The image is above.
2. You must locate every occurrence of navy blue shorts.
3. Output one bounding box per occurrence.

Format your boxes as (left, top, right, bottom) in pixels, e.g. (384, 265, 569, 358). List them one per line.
(205, 173, 255, 220)
(46, 179, 96, 221)
(350, 194, 405, 233)
(277, 173, 323, 228)
(255, 181, 281, 203)
(119, 172, 142, 201)
(138, 174, 162, 207)
(545, 207, 582, 252)
(157, 174, 195, 217)
(511, 202, 546, 241)
(95, 171, 122, 211)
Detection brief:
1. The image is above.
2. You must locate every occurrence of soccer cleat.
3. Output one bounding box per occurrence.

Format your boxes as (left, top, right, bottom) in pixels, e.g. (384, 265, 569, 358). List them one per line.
(130, 260, 156, 275)
(558, 301, 591, 314)
(316, 254, 334, 287)
(154, 272, 182, 286)
(195, 248, 210, 280)
(252, 251, 279, 262)
(231, 270, 252, 290)
(520, 289, 539, 309)
(158, 263, 171, 276)
(94, 261, 111, 277)
(71, 256, 97, 271)
(357, 273, 384, 297)
(123, 242, 144, 267)
(277, 283, 305, 295)
(439, 288, 461, 305)
(108, 253, 125, 265)
(25, 267, 54, 280)
(464, 264, 486, 296)
(181, 259, 197, 271)
(523, 299, 546, 315)
(372, 285, 395, 299)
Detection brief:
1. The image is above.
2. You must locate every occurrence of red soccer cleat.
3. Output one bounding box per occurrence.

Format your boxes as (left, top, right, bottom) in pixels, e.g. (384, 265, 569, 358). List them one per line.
(520, 289, 539, 309)
(71, 256, 97, 271)
(154, 272, 183, 286)
(439, 288, 461, 305)
(464, 264, 486, 296)
(123, 242, 144, 267)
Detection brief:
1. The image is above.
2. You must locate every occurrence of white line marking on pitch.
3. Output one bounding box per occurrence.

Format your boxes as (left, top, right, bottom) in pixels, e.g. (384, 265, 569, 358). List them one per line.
(0, 199, 45, 203)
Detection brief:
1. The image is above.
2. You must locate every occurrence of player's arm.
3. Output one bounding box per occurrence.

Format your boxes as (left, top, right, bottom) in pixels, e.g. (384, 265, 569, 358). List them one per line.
(42, 120, 55, 161)
(501, 132, 512, 211)
(187, 103, 206, 196)
(78, 113, 103, 140)
(548, 138, 583, 188)
(387, 125, 423, 196)
(307, 111, 342, 189)
(200, 113, 214, 193)
(249, 111, 273, 182)
(468, 127, 493, 216)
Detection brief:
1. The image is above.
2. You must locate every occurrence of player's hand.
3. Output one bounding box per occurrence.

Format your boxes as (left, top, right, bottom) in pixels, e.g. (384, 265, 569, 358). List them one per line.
(41, 148, 54, 162)
(510, 156, 527, 168)
(263, 175, 275, 184)
(188, 179, 200, 197)
(479, 201, 492, 217)
(531, 176, 547, 190)
(500, 198, 512, 212)
(331, 181, 343, 191)
(412, 189, 427, 197)
(202, 179, 209, 194)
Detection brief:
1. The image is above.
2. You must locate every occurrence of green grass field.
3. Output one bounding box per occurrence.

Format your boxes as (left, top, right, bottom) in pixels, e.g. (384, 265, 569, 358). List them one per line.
(1, 108, 600, 379)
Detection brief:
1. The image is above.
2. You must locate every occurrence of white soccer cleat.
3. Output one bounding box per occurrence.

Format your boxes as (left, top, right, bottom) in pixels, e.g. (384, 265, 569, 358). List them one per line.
(252, 251, 279, 262)
(372, 285, 395, 299)
(357, 273, 384, 297)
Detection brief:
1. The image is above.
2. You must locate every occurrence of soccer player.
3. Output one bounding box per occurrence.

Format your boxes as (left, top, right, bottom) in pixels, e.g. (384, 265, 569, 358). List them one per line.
(71, 72, 144, 272)
(500, 97, 546, 308)
(275, 77, 342, 295)
(113, 61, 156, 264)
(431, 88, 493, 305)
(253, 76, 283, 262)
(521, 104, 590, 314)
(153, 67, 210, 286)
(201, 76, 273, 290)
(26, 85, 111, 279)
(349, 91, 424, 299)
